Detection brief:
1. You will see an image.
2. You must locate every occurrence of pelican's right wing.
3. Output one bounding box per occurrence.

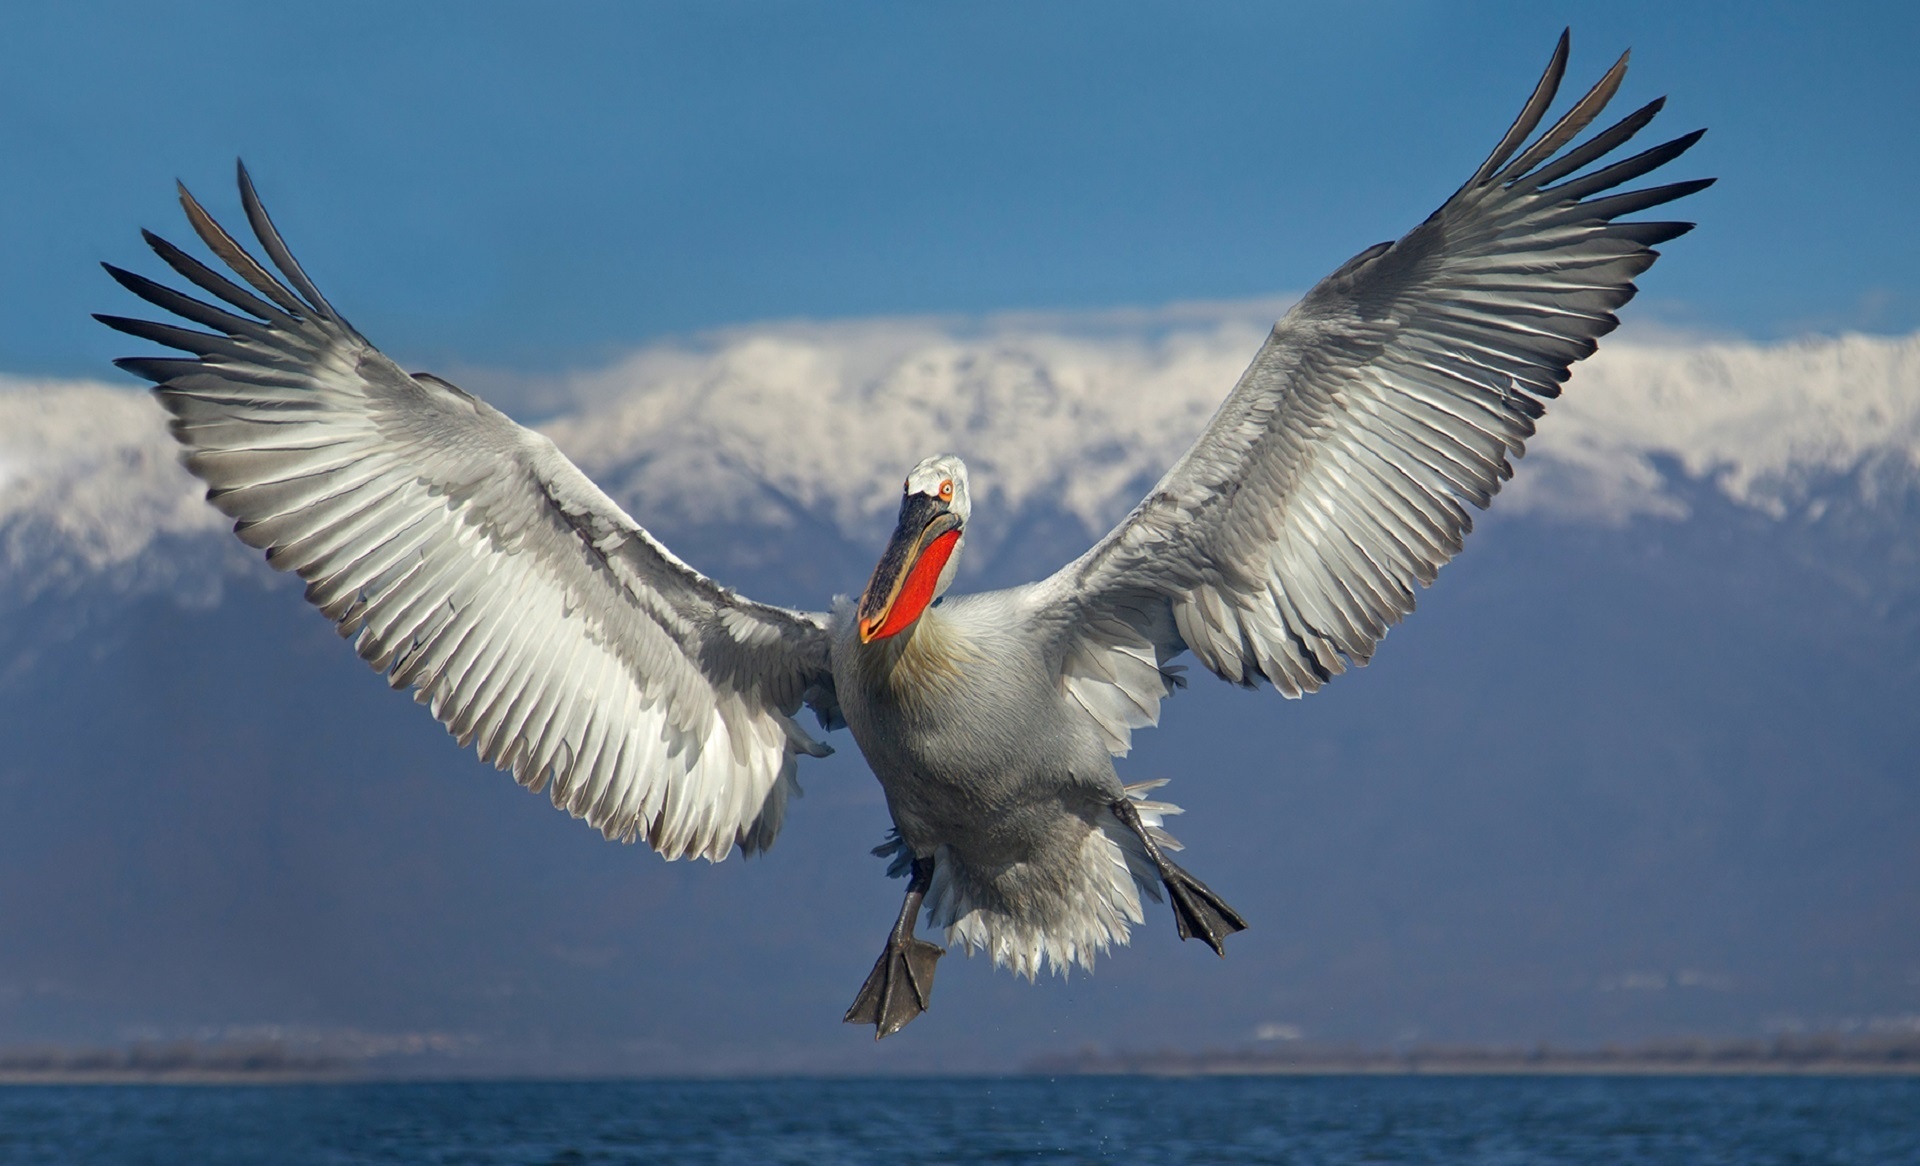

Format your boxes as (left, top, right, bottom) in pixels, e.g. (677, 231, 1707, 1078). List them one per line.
(101, 167, 840, 862)
(1027, 33, 1711, 754)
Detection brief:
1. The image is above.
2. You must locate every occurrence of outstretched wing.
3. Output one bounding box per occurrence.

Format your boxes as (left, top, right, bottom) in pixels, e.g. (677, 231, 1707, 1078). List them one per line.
(101, 165, 841, 861)
(1030, 32, 1712, 753)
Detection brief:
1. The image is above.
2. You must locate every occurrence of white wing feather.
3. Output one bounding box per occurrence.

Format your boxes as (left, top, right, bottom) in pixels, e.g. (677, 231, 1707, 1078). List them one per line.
(1030, 33, 1712, 748)
(102, 167, 839, 862)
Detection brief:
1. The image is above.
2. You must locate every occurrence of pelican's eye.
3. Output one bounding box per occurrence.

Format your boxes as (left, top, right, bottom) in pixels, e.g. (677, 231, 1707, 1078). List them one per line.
(939, 479, 954, 502)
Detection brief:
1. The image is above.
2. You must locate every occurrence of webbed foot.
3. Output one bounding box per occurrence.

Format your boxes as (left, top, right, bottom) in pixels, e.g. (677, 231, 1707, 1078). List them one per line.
(844, 855, 943, 1039)
(844, 933, 944, 1038)
(1161, 859, 1248, 956)
(1110, 796, 1248, 955)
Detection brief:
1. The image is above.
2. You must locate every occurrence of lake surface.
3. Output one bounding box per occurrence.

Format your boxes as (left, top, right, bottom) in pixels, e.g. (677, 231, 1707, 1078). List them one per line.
(3, 1075, 1917, 1164)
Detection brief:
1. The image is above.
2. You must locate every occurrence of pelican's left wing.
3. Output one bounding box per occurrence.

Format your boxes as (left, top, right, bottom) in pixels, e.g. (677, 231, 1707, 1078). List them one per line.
(1026, 34, 1711, 754)
(101, 166, 839, 861)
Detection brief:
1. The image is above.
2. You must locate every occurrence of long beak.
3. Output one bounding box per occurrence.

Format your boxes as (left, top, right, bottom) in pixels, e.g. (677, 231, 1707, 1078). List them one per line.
(858, 494, 962, 643)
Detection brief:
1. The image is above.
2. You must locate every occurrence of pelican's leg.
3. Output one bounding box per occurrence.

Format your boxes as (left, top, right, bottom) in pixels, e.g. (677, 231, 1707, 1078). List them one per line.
(844, 854, 944, 1039)
(1110, 797, 1248, 956)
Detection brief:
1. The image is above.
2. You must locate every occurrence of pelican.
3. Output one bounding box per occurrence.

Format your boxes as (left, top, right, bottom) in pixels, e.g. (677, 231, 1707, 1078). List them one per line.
(101, 33, 1708, 1038)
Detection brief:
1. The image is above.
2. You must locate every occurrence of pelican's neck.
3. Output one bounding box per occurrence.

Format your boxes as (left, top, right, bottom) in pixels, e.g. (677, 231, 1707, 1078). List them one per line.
(858, 599, 973, 694)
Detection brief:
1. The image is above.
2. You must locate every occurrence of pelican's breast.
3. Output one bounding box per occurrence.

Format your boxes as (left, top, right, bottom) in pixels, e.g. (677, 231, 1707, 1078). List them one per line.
(838, 595, 1069, 774)
(884, 604, 980, 709)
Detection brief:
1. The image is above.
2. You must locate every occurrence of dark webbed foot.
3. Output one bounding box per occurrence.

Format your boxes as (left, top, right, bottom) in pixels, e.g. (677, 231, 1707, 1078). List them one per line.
(1160, 859, 1248, 956)
(845, 855, 944, 1039)
(1111, 797, 1248, 955)
(844, 935, 943, 1038)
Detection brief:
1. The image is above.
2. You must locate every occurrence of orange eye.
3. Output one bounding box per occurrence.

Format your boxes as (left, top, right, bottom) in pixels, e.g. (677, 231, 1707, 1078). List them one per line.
(939, 480, 954, 501)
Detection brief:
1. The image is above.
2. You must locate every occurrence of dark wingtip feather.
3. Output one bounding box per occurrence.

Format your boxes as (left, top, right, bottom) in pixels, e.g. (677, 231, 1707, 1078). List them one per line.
(1494, 46, 1633, 188)
(1543, 128, 1711, 205)
(138, 225, 296, 327)
(1594, 176, 1717, 220)
(235, 160, 342, 322)
(139, 227, 178, 259)
(1629, 220, 1700, 247)
(112, 355, 200, 383)
(93, 312, 150, 337)
(1468, 29, 1571, 189)
(94, 313, 253, 361)
(1516, 96, 1668, 194)
(100, 261, 183, 310)
(177, 176, 310, 317)
(100, 261, 142, 292)
(100, 260, 274, 340)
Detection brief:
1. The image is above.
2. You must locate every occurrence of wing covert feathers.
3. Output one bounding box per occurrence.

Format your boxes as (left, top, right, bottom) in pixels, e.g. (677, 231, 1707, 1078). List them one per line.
(1040, 33, 1711, 721)
(103, 163, 838, 862)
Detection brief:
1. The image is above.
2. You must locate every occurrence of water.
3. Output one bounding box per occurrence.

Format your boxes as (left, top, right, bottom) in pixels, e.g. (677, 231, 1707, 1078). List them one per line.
(2, 1076, 1917, 1165)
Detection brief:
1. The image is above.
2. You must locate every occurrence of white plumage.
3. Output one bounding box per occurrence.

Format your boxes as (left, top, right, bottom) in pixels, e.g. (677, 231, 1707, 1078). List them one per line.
(102, 32, 1708, 1037)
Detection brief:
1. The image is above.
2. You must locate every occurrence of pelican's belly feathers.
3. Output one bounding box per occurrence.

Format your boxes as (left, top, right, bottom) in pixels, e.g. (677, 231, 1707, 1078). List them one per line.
(833, 592, 1117, 864)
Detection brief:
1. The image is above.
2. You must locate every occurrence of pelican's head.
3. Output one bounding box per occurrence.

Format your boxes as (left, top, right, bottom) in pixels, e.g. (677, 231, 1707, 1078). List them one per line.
(857, 455, 971, 643)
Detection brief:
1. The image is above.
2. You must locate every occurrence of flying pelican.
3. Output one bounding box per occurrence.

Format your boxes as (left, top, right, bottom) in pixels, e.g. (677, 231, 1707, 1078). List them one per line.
(101, 32, 1708, 1038)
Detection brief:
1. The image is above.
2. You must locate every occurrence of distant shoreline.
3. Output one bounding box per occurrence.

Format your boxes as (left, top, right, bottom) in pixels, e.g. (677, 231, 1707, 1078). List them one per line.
(0, 1043, 356, 1086)
(0, 1069, 363, 1086)
(1028, 1036, 1920, 1079)
(4, 1035, 1917, 1083)
(1029, 1059, 1920, 1078)
(3, 1064, 1917, 1085)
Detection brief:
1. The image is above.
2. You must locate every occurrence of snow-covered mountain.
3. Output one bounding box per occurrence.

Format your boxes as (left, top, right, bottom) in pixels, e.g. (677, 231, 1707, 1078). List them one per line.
(8, 305, 1918, 597)
(2, 306, 1916, 1073)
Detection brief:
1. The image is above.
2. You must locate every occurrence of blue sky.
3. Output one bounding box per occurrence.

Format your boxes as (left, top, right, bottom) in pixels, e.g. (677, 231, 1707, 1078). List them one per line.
(2, 2, 1916, 381)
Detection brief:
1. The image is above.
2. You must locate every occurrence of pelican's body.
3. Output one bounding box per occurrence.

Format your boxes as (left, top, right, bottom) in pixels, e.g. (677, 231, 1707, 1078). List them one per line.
(837, 586, 1160, 975)
(840, 592, 1095, 860)
(101, 33, 1710, 1038)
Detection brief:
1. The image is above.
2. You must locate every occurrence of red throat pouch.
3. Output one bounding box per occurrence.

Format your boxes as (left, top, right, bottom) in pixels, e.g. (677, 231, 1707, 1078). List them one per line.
(871, 529, 961, 640)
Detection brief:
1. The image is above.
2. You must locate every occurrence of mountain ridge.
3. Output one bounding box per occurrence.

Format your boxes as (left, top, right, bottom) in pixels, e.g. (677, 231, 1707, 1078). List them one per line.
(7, 309, 1918, 607)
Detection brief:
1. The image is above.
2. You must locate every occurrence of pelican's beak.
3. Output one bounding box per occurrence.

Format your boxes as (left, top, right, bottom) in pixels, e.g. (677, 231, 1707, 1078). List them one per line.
(858, 493, 962, 643)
